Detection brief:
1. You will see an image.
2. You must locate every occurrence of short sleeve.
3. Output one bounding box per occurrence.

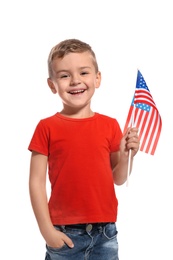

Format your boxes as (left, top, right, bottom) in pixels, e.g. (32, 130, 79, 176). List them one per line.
(110, 119, 123, 152)
(28, 120, 49, 156)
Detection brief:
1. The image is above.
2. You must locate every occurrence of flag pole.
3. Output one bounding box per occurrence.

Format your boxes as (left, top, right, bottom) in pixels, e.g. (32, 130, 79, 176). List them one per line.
(126, 149, 131, 187)
(126, 105, 135, 187)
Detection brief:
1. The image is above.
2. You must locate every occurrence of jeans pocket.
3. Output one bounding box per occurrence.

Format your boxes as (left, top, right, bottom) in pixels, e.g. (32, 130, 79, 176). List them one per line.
(103, 223, 118, 240)
(46, 243, 66, 253)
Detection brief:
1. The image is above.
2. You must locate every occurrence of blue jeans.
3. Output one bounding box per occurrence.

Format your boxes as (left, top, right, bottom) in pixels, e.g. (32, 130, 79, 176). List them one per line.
(45, 222, 119, 260)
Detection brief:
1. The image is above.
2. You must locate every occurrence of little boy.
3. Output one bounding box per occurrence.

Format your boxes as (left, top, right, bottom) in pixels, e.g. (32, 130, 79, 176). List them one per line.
(28, 38, 139, 260)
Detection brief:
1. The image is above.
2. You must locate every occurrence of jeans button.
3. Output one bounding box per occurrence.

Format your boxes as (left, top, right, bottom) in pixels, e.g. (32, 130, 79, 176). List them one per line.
(86, 224, 93, 232)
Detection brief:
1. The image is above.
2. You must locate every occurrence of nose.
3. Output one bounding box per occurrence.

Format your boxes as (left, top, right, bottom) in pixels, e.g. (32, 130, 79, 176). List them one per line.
(70, 75, 81, 86)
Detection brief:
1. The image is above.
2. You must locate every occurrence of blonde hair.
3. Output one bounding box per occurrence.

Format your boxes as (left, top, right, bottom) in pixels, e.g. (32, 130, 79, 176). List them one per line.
(48, 39, 99, 78)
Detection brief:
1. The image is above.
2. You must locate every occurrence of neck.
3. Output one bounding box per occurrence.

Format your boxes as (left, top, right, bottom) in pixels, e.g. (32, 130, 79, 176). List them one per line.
(60, 107, 94, 119)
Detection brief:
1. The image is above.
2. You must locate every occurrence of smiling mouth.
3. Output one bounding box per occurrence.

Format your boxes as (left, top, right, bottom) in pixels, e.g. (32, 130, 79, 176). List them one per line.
(68, 89, 85, 95)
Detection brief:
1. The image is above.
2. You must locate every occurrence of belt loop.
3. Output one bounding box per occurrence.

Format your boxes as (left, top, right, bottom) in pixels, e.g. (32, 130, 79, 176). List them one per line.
(98, 225, 103, 233)
(60, 225, 66, 232)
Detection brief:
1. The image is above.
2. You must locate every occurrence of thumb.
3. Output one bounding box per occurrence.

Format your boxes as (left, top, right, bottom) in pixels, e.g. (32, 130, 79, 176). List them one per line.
(123, 127, 131, 139)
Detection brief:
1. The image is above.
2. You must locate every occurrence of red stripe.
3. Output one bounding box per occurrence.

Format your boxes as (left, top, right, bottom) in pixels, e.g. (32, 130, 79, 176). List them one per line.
(134, 109, 144, 131)
(145, 110, 159, 154)
(137, 111, 149, 140)
(135, 93, 155, 104)
(150, 116, 162, 155)
(123, 105, 133, 134)
(140, 108, 155, 151)
(135, 89, 153, 98)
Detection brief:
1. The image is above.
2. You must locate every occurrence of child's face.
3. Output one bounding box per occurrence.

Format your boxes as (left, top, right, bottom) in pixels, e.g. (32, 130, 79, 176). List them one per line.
(47, 52, 101, 110)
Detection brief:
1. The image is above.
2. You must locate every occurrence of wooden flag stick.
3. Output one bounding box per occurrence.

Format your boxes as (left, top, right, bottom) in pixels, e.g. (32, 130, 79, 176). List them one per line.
(126, 105, 135, 187)
(126, 149, 131, 187)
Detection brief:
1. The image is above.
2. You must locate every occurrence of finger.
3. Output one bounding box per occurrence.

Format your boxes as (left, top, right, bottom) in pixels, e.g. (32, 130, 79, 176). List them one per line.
(63, 234, 74, 248)
(124, 127, 132, 139)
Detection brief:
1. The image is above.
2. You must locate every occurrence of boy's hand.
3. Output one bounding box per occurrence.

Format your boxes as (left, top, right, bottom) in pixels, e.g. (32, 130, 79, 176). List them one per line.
(121, 127, 140, 157)
(46, 228, 74, 249)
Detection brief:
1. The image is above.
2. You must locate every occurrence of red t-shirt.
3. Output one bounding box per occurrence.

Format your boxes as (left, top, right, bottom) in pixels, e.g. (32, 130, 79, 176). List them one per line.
(28, 112, 123, 225)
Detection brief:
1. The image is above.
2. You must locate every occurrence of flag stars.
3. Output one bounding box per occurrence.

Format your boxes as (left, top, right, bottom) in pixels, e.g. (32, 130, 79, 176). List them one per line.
(137, 72, 150, 91)
(135, 103, 151, 111)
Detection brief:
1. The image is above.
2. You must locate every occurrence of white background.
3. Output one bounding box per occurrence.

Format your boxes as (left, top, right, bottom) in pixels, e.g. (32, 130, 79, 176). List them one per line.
(0, 0, 172, 259)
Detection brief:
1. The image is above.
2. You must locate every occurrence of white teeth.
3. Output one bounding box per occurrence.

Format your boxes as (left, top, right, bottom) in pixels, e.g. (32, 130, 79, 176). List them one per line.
(70, 90, 85, 94)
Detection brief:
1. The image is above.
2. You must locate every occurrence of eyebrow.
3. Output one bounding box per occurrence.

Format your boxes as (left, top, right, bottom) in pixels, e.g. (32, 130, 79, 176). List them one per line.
(55, 66, 92, 74)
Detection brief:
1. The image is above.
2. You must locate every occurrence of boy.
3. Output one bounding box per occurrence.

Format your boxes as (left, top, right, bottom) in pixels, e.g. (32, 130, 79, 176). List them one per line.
(28, 39, 139, 260)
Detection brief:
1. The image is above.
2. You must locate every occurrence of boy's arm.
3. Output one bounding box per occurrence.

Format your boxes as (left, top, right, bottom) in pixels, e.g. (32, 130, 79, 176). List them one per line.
(29, 151, 74, 248)
(111, 127, 139, 185)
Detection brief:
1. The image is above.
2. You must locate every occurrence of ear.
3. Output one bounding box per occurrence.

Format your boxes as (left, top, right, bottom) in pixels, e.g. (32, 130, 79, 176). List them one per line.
(95, 71, 101, 89)
(47, 78, 57, 94)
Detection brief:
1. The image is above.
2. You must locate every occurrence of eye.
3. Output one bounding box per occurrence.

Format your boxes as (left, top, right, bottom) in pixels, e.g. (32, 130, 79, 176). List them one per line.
(81, 71, 89, 75)
(59, 74, 69, 79)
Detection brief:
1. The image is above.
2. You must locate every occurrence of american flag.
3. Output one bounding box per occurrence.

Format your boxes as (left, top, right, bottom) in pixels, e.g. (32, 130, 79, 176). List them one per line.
(123, 70, 162, 155)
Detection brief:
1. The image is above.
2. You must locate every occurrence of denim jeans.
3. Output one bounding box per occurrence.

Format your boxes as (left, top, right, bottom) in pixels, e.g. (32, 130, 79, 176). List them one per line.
(45, 222, 119, 260)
